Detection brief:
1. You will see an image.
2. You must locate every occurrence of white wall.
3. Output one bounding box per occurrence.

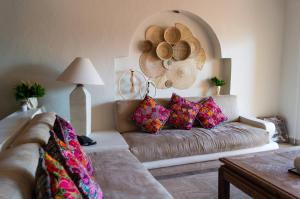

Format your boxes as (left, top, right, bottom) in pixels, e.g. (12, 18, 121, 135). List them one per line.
(279, 0, 300, 141)
(0, 0, 284, 131)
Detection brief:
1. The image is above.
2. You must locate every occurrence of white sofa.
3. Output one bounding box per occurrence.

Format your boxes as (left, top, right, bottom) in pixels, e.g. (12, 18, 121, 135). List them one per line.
(115, 95, 278, 169)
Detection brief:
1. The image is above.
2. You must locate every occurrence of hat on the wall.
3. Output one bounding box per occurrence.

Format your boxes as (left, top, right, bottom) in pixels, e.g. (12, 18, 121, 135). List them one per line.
(145, 25, 164, 46)
(166, 59, 197, 89)
(139, 51, 166, 78)
(175, 23, 193, 40)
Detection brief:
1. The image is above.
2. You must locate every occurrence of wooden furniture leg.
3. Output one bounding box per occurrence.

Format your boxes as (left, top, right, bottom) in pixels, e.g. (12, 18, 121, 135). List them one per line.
(218, 166, 230, 199)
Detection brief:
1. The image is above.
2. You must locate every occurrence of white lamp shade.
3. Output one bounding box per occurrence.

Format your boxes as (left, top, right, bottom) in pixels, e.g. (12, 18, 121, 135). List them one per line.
(57, 57, 104, 85)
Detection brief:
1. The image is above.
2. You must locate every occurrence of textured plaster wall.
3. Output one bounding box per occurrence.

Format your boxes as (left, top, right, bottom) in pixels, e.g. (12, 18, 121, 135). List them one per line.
(0, 0, 284, 131)
(279, 0, 300, 141)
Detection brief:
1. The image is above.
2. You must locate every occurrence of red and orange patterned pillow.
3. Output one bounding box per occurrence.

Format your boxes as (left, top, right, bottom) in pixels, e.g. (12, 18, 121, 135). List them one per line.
(132, 95, 170, 133)
(53, 115, 94, 176)
(35, 148, 82, 199)
(168, 93, 200, 130)
(197, 97, 227, 129)
(46, 132, 103, 199)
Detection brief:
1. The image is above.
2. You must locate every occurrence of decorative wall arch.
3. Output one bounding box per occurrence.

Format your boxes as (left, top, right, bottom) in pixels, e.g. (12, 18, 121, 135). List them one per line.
(115, 9, 231, 99)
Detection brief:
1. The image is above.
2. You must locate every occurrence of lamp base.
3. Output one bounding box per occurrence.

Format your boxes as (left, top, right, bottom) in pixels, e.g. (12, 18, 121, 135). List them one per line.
(70, 84, 91, 137)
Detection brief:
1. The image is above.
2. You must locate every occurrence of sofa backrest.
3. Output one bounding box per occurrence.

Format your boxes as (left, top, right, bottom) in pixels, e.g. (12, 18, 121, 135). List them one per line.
(11, 112, 56, 148)
(115, 95, 239, 133)
(0, 143, 40, 199)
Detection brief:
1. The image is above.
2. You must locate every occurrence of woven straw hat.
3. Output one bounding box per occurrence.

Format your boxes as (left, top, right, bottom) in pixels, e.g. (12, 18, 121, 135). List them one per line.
(196, 48, 206, 70)
(164, 27, 181, 44)
(166, 59, 197, 89)
(152, 74, 168, 89)
(185, 36, 201, 57)
(156, 42, 173, 60)
(139, 51, 166, 78)
(145, 25, 164, 46)
(175, 23, 193, 40)
(172, 40, 191, 61)
(141, 40, 153, 52)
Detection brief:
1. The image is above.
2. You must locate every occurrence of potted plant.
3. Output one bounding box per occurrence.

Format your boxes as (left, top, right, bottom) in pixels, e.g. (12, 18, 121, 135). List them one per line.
(210, 77, 225, 95)
(15, 82, 45, 110)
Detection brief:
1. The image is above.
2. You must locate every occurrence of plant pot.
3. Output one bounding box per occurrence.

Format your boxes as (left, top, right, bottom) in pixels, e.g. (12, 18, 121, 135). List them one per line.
(216, 86, 221, 96)
(21, 104, 28, 112)
(26, 97, 38, 109)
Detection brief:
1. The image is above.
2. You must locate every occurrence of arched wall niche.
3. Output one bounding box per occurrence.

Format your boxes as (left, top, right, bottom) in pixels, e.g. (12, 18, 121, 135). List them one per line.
(114, 10, 231, 100)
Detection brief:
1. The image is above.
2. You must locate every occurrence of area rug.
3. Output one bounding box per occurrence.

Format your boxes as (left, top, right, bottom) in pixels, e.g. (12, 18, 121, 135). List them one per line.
(150, 161, 250, 199)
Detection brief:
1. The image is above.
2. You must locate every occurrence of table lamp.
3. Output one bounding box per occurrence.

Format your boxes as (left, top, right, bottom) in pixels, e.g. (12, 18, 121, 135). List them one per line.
(57, 57, 104, 137)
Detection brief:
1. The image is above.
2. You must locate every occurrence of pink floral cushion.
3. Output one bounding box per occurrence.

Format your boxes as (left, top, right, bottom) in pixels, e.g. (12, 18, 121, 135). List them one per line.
(197, 97, 227, 129)
(35, 148, 83, 199)
(53, 115, 94, 176)
(46, 132, 103, 199)
(132, 95, 170, 133)
(168, 93, 200, 130)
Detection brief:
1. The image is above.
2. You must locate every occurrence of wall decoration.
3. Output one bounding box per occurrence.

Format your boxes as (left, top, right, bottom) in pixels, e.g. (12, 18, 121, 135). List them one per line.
(139, 23, 206, 90)
(145, 25, 164, 46)
(118, 69, 157, 99)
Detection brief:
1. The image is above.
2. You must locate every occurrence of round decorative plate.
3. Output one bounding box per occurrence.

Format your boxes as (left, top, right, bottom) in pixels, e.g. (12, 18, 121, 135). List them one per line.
(164, 27, 181, 44)
(156, 42, 173, 60)
(185, 36, 201, 57)
(196, 48, 206, 70)
(166, 59, 197, 89)
(172, 40, 191, 61)
(152, 74, 168, 89)
(139, 50, 166, 78)
(175, 23, 193, 40)
(145, 25, 164, 46)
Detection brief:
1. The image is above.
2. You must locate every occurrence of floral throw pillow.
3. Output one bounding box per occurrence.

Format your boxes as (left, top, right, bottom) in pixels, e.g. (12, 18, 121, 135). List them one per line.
(46, 132, 103, 199)
(258, 116, 289, 143)
(35, 148, 83, 199)
(53, 115, 94, 176)
(168, 93, 200, 130)
(132, 95, 170, 133)
(197, 97, 227, 129)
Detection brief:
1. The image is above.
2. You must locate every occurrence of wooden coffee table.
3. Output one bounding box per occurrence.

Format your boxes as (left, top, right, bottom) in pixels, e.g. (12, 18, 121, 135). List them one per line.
(219, 146, 300, 199)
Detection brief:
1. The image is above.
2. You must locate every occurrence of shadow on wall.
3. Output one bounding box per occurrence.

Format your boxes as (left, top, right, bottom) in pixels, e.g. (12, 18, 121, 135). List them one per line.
(0, 63, 64, 119)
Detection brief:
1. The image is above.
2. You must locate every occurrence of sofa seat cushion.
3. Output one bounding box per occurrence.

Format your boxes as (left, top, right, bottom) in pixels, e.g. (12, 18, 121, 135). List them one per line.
(89, 149, 173, 199)
(122, 122, 270, 162)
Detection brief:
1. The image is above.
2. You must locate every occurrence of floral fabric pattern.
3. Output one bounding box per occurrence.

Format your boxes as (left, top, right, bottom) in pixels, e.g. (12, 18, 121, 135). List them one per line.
(35, 148, 83, 199)
(46, 132, 103, 199)
(197, 97, 227, 129)
(53, 115, 94, 176)
(168, 93, 200, 130)
(132, 95, 170, 133)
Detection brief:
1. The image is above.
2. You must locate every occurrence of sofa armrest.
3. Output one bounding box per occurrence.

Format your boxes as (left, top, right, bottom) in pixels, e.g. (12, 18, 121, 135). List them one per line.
(239, 116, 275, 140)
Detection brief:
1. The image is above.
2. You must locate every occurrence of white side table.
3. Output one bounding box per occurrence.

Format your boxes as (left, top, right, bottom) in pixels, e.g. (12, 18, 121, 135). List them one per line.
(82, 130, 129, 153)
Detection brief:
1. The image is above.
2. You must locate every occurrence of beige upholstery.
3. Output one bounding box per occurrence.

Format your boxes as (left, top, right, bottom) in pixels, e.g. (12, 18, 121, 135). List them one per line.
(0, 143, 40, 199)
(122, 122, 269, 162)
(12, 112, 56, 147)
(115, 95, 239, 133)
(89, 149, 173, 199)
(239, 116, 276, 140)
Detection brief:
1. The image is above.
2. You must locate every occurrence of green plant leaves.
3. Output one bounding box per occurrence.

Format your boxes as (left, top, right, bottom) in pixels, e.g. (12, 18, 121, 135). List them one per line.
(14, 82, 45, 101)
(210, 77, 226, 86)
